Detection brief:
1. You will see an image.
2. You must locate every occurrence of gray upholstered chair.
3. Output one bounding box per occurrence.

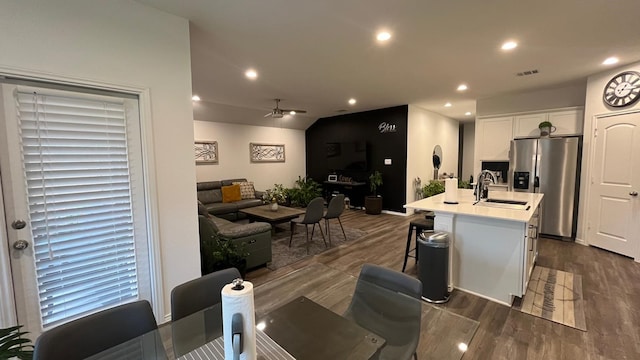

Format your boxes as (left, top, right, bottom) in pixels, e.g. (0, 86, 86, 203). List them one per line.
(33, 300, 157, 360)
(171, 267, 241, 321)
(323, 194, 347, 247)
(170, 267, 241, 356)
(289, 197, 327, 254)
(344, 264, 423, 360)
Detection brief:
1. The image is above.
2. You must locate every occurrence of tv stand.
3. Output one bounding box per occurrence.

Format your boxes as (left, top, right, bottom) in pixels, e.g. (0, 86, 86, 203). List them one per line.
(323, 181, 367, 208)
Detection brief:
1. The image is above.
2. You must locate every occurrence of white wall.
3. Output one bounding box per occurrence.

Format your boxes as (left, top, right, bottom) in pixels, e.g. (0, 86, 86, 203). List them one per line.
(194, 121, 306, 190)
(461, 123, 476, 183)
(406, 105, 459, 214)
(477, 82, 586, 116)
(0, 0, 198, 321)
(577, 60, 640, 244)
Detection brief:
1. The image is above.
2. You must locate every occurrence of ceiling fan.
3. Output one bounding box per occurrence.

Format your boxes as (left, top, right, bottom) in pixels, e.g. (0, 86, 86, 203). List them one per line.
(264, 99, 307, 118)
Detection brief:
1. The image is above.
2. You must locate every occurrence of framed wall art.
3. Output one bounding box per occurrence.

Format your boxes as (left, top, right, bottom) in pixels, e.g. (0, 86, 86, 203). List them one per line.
(250, 143, 285, 163)
(195, 141, 218, 164)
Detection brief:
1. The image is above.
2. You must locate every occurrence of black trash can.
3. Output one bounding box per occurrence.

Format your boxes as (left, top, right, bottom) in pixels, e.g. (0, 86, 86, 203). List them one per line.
(417, 231, 450, 303)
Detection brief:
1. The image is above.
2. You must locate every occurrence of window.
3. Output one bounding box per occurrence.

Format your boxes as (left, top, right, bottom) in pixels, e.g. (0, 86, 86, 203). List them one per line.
(14, 87, 152, 328)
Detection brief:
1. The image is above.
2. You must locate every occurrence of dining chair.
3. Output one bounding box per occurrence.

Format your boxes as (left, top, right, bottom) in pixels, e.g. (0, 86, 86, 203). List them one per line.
(33, 300, 157, 360)
(170, 267, 241, 322)
(170, 267, 241, 357)
(290, 197, 327, 254)
(343, 264, 423, 360)
(323, 194, 347, 247)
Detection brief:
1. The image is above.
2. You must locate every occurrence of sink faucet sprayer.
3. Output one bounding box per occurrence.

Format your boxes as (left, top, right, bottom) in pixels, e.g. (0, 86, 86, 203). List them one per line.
(474, 170, 497, 203)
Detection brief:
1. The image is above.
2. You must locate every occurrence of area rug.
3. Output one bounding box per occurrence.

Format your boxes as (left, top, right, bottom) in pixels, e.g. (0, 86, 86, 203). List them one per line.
(267, 223, 366, 270)
(513, 266, 587, 331)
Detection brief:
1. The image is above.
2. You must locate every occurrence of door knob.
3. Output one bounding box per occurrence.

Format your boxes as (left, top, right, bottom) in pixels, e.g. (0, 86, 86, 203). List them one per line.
(630, 191, 638, 197)
(13, 240, 29, 250)
(11, 220, 26, 230)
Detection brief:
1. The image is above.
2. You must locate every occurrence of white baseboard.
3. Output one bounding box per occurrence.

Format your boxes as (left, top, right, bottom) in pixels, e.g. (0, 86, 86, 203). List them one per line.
(381, 210, 408, 216)
(162, 313, 171, 324)
(574, 237, 587, 246)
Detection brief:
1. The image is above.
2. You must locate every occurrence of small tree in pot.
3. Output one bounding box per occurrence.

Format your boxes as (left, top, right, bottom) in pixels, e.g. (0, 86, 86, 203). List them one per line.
(365, 170, 383, 215)
(0, 325, 33, 360)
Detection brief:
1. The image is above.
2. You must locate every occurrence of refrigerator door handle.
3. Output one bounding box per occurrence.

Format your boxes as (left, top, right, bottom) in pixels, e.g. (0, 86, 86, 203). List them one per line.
(534, 176, 540, 189)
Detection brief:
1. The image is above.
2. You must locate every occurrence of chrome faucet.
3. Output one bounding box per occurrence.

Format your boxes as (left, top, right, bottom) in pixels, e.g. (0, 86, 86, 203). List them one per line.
(474, 170, 497, 202)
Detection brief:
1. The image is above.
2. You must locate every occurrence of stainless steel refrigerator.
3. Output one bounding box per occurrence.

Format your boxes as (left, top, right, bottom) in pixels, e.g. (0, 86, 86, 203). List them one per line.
(509, 137, 581, 239)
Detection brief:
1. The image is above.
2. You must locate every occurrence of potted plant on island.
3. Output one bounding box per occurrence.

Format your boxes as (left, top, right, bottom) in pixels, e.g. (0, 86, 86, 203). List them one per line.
(0, 325, 33, 360)
(538, 121, 556, 137)
(365, 170, 383, 215)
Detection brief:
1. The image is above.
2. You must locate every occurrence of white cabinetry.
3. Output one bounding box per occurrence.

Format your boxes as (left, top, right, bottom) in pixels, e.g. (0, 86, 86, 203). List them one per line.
(476, 116, 513, 161)
(512, 109, 584, 138)
(513, 113, 546, 138)
(523, 205, 540, 293)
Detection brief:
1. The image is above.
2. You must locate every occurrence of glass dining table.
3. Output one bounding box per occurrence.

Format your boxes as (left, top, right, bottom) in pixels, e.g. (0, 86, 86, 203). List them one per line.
(86, 263, 479, 360)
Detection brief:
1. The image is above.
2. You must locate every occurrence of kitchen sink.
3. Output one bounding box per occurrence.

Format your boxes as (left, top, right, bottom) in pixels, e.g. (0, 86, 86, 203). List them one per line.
(475, 198, 529, 210)
(484, 199, 528, 206)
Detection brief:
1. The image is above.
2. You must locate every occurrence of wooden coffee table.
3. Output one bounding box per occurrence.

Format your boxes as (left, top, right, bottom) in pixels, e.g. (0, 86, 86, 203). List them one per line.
(240, 205, 305, 235)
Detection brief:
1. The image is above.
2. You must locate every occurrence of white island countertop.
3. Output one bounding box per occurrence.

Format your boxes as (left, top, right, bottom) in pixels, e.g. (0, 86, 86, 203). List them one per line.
(405, 189, 544, 223)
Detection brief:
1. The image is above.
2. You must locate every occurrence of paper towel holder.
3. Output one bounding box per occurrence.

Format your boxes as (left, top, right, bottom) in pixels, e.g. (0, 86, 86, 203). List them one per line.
(232, 278, 245, 290)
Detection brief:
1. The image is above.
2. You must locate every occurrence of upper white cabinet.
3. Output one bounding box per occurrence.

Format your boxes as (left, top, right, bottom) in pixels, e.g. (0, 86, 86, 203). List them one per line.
(476, 116, 513, 161)
(513, 109, 584, 138)
(513, 113, 547, 138)
(548, 110, 584, 136)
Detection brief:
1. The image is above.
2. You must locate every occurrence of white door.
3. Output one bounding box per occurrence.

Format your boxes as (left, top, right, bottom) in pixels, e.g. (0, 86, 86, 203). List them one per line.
(0, 83, 154, 337)
(588, 111, 640, 258)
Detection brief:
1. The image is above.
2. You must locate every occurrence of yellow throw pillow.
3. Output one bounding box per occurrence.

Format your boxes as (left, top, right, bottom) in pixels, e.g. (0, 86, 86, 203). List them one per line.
(221, 184, 242, 203)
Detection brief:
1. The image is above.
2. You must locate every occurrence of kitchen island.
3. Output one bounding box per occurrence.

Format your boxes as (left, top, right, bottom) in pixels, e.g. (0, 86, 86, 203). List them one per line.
(405, 189, 544, 306)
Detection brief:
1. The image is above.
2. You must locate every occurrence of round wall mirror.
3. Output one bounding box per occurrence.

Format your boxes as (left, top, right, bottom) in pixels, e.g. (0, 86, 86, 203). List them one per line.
(432, 145, 442, 179)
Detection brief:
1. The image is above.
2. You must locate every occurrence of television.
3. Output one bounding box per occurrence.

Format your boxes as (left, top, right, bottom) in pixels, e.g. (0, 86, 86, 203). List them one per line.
(326, 141, 368, 172)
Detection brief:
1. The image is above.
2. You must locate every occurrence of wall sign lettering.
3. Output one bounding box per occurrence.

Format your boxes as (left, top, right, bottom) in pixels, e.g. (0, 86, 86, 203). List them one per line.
(378, 122, 397, 133)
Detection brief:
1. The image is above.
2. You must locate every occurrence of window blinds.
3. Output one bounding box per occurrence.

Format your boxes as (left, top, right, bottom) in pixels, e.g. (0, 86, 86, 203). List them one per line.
(16, 91, 140, 328)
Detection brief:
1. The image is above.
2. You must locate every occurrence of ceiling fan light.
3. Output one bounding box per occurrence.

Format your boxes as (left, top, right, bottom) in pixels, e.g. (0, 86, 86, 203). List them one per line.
(289, 111, 296, 115)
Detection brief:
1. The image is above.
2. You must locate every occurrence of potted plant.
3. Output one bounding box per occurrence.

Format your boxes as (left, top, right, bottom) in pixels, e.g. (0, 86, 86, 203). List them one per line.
(287, 176, 322, 207)
(262, 184, 287, 211)
(0, 325, 33, 360)
(365, 170, 383, 215)
(201, 232, 249, 277)
(422, 180, 445, 198)
(538, 121, 555, 137)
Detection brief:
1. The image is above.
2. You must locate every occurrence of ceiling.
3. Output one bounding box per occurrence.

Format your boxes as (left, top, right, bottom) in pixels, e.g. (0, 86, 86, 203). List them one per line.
(137, 0, 640, 130)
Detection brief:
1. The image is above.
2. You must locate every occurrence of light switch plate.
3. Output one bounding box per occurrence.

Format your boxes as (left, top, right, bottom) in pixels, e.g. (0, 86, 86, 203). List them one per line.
(384, 158, 392, 165)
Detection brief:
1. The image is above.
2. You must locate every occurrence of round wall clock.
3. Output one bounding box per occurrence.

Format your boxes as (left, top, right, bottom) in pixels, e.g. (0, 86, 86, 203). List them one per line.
(603, 71, 640, 107)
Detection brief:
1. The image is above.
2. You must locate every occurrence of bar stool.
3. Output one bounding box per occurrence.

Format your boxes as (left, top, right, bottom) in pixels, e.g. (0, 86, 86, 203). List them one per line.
(402, 213, 435, 272)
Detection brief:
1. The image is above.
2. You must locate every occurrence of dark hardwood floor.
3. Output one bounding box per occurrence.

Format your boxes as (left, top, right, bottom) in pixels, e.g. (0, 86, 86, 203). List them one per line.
(245, 209, 640, 360)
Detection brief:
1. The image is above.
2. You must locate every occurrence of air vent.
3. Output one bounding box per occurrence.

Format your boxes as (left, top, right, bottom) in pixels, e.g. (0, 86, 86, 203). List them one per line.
(516, 69, 539, 77)
(336, 109, 348, 112)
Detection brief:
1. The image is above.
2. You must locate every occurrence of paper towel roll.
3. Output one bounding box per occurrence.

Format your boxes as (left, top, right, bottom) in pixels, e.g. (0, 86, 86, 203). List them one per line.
(444, 178, 458, 204)
(222, 280, 257, 360)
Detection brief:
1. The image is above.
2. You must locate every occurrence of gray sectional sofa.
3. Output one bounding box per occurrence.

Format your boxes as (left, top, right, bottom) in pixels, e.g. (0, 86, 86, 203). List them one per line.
(197, 179, 264, 221)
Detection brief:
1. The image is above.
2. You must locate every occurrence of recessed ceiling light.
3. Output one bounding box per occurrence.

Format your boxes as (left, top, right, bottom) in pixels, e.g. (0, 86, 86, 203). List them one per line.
(245, 69, 258, 79)
(376, 31, 391, 42)
(289, 111, 296, 115)
(602, 57, 619, 65)
(348, 98, 357, 105)
(458, 343, 468, 352)
(191, 95, 201, 101)
(501, 41, 518, 51)
(457, 84, 468, 91)
(444, 102, 452, 107)
(465, 112, 472, 116)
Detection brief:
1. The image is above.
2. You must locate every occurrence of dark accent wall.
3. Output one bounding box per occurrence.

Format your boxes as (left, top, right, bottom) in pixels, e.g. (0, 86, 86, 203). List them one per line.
(306, 105, 408, 213)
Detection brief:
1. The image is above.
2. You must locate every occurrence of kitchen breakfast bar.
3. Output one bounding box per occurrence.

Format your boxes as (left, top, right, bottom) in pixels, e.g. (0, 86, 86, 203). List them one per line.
(405, 189, 544, 306)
